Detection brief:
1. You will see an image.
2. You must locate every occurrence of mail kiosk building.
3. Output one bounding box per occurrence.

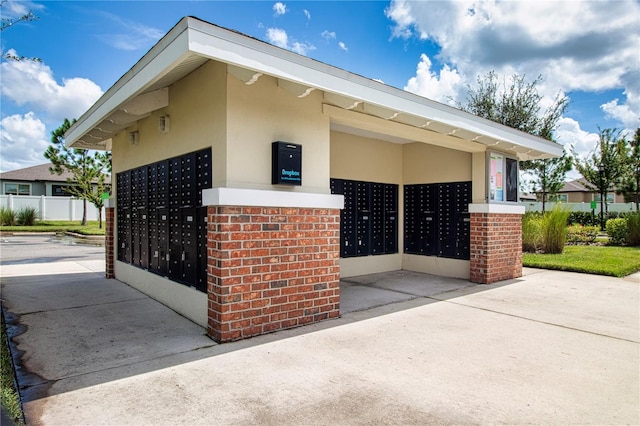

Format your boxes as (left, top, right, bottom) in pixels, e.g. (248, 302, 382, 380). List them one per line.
(66, 17, 562, 342)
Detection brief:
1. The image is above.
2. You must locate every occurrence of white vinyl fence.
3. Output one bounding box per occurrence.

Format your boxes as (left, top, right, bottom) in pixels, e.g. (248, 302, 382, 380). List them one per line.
(0, 194, 105, 221)
(523, 202, 637, 213)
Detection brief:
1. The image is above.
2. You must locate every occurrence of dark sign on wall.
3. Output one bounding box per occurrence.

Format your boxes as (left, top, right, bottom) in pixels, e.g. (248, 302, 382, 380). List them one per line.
(272, 141, 302, 185)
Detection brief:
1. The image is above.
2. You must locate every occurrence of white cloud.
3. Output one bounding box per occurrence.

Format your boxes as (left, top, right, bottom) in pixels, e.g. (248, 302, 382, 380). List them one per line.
(266, 28, 315, 56)
(304, 9, 311, 20)
(338, 42, 348, 52)
(321, 30, 336, 40)
(0, 50, 103, 122)
(273, 2, 287, 16)
(386, 0, 640, 133)
(0, 112, 49, 172)
(404, 54, 462, 105)
(96, 11, 164, 51)
(601, 87, 640, 131)
(2, 0, 45, 20)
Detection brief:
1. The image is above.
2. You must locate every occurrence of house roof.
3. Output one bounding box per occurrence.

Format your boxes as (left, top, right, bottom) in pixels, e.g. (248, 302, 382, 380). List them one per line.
(65, 16, 563, 161)
(560, 178, 593, 192)
(0, 163, 76, 183)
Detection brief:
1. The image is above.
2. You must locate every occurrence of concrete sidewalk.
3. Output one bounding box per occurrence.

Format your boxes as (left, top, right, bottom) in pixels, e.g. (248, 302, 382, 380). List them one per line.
(1, 259, 638, 425)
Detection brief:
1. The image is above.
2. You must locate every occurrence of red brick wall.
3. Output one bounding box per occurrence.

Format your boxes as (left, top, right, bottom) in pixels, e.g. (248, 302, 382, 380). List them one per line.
(206, 206, 341, 342)
(105, 207, 115, 279)
(470, 212, 522, 284)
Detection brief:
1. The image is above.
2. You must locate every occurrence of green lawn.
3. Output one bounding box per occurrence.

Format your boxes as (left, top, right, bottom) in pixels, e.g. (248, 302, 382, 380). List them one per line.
(0, 220, 105, 236)
(523, 245, 640, 277)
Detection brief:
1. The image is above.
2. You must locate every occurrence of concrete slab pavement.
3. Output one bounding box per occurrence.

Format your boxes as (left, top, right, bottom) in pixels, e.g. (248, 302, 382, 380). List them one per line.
(1, 254, 638, 425)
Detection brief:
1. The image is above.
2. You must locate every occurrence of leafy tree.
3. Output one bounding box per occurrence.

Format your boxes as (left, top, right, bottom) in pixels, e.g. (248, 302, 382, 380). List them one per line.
(617, 128, 640, 210)
(0, 0, 41, 62)
(45, 118, 111, 227)
(459, 71, 571, 211)
(572, 128, 629, 225)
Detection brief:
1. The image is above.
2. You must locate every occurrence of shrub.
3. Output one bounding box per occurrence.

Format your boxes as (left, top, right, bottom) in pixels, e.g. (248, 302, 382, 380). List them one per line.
(566, 224, 599, 244)
(606, 218, 627, 246)
(0, 207, 16, 226)
(522, 212, 543, 253)
(541, 205, 570, 254)
(567, 211, 599, 227)
(625, 212, 640, 246)
(16, 207, 38, 226)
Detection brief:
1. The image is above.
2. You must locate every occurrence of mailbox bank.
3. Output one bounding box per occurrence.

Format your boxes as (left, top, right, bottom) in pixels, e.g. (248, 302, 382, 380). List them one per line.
(66, 17, 562, 342)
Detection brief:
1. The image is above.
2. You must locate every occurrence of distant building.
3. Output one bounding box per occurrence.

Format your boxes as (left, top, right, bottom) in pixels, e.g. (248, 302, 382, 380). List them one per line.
(552, 178, 624, 203)
(0, 163, 109, 197)
(0, 163, 78, 197)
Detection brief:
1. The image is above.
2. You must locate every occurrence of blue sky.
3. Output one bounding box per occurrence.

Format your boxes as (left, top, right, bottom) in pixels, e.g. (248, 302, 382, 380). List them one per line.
(1, 0, 639, 176)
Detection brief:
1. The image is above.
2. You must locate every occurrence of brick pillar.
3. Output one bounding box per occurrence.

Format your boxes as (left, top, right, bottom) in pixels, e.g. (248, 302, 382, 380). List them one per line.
(207, 206, 341, 343)
(469, 205, 524, 284)
(105, 206, 115, 279)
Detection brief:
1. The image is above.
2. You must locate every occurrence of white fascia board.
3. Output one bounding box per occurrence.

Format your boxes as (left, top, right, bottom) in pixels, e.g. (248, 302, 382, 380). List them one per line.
(65, 21, 191, 147)
(186, 19, 562, 157)
(203, 188, 344, 210)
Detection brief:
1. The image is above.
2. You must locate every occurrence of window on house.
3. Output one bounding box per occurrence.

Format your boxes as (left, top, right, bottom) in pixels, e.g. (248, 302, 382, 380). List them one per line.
(4, 183, 30, 195)
(594, 193, 615, 203)
(488, 152, 518, 203)
(549, 194, 568, 202)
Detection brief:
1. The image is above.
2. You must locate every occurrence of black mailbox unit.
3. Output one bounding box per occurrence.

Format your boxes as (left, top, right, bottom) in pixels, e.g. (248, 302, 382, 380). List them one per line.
(272, 141, 302, 185)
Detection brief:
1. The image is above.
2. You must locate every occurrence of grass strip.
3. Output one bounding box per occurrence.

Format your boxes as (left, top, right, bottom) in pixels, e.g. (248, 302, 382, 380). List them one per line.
(0, 220, 105, 236)
(1, 310, 25, 425)
(523, 245, 640, 277)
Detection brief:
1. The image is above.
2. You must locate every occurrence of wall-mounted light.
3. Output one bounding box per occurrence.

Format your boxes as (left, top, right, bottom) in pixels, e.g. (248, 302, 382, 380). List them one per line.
(158, 115, 170, 133)
(128, 131, 139, 145)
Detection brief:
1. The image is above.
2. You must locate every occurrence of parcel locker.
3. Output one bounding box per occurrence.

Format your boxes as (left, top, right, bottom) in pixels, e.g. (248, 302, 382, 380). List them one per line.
(157, 207, 170, 276)
(181, 208, 198, 286)
(131, 208, 141, 267)
(138, 208, 149, 269)
(148, 209, 159, 273)
(117, 207, 130, 263)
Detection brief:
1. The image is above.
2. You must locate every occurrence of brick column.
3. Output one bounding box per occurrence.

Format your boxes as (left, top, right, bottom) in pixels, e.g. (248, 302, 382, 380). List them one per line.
(206, 205, 341, 343)
(105, 206, 115, 279)
(469, 204, 524, 284)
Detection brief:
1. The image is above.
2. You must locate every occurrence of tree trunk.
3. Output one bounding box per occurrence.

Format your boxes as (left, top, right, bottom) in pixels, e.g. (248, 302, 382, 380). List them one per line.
(98, 207, 103, 229)
(82, 198, 87, 226)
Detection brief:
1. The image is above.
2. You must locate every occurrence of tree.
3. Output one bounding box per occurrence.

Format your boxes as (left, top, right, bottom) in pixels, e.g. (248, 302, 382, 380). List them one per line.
(572, 128, 629, 225)
(459, 71, 571, 211)
(0, 0, 41, 62)
(45, 119, 111, 227)
(617, 128, 640, 210)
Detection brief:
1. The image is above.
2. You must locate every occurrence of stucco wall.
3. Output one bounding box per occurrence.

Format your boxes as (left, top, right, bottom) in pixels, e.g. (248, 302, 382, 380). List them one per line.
(225, 73, 331, 193)
(403, 142, 472, 184)
(111, 60, 226, 179)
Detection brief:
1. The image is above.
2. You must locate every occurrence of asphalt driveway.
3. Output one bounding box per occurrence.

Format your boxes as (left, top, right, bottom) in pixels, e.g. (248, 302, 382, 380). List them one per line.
(1, 235, 638, 425)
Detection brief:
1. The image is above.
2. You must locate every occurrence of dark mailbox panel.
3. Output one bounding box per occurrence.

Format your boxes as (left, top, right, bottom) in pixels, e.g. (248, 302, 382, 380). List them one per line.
(331, 178, 398, 258)
(115, 148, 211, 292)
(404, 181, 470, 260)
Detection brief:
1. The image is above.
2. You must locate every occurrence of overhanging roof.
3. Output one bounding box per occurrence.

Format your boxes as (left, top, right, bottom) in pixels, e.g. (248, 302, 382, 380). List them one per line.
(65, 16, 563, 160)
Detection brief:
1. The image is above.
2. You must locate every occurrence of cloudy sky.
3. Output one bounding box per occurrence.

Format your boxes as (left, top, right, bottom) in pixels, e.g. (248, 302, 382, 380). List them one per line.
(1, 0, 638, 176)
